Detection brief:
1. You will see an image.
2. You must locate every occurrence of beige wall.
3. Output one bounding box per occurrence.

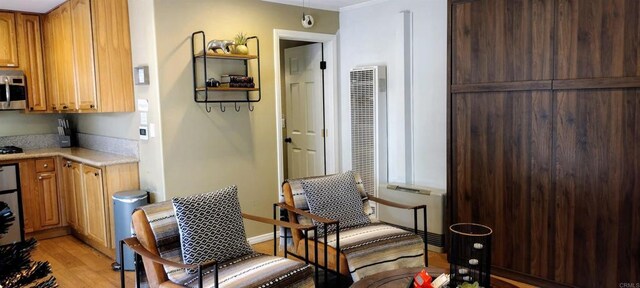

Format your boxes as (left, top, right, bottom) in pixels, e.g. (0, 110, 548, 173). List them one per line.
(154, 0, 339, 236)
(0, 112, 58, 136)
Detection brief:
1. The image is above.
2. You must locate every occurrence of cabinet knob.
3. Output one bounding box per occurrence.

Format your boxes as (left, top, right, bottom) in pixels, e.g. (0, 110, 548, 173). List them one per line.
(90, 104, 95, 109)
(94, 172, 99, 176)
(29, 107, 34, 111)
(66, 161, 72, 167)
(43, 164, 48, 168)
(38, 176, 43, 180)
(63, 105, 68, 110)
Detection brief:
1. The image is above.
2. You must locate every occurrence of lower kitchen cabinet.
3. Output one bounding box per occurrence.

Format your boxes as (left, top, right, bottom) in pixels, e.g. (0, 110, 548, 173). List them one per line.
(60, 158, 139, 258)
(19, 158, 62, 234)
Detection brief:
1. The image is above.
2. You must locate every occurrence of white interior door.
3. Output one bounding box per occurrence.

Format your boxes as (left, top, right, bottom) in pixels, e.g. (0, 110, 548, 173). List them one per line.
(284, 43, 325, 179)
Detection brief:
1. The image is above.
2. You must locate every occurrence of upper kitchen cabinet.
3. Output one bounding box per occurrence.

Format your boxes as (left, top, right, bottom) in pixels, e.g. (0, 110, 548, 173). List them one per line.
(451, 0, 554, 85)
(42, 0, 134, 113)
(0, 12, 19, 67)
(555, 0, 640, 80)
(16, 14, 47, 111)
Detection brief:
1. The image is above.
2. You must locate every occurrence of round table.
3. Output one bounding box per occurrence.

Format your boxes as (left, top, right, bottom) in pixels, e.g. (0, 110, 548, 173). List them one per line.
(350, 267, 518, 288)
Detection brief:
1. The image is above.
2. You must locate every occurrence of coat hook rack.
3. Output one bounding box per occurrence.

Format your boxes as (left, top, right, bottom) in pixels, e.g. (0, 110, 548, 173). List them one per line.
(205, 103, 212, 113)
(219, 103, 226, 112)
(248, 102, 255, 111)
(234, 102, 241, 112)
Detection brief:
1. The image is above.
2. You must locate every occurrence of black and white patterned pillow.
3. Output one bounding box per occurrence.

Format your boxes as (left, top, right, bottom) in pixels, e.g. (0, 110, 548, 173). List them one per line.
(172, 185, 253, 274)
(301, 171, 371, 236)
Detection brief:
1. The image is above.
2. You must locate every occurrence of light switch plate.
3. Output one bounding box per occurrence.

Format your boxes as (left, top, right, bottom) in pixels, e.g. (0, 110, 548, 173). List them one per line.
(134, 66, 150, 85)
(139, 126, 149, 140)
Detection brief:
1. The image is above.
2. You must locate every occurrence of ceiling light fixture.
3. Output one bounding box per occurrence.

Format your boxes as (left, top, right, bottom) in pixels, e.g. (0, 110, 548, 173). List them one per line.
(301, 0, 314, 29)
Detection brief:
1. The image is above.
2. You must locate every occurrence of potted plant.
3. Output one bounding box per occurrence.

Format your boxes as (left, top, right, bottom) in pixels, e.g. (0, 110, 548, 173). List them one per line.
(234, 32, 249, 55)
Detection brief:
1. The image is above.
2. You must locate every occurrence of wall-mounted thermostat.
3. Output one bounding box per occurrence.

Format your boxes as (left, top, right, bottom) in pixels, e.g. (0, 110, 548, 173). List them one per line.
(134, 66, 150, 85)
(139, 126, 149, 140)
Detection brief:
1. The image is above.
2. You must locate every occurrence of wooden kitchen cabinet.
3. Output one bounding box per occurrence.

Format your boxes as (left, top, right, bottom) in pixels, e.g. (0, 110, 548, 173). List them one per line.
(83, 165, 109, 248)
(15, 14, 47, 111)
(42, 0, 133, 113)
(36, 171, 60, 228)
(0, 12, 19, 67)
(43, 2, 77, 112)
(18, 158, 62, 233)
(60, 159, 139, 258)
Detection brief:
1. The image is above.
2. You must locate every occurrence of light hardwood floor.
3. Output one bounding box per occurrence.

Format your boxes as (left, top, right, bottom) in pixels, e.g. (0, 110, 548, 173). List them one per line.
(33, 236, 535, 287)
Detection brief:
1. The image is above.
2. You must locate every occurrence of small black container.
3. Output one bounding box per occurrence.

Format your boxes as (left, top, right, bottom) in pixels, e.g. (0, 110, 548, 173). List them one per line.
(449, 223, 492, 287)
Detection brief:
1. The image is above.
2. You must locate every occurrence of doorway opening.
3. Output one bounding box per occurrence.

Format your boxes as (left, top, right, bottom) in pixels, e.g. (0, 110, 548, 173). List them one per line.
(274, 30, 339, 193)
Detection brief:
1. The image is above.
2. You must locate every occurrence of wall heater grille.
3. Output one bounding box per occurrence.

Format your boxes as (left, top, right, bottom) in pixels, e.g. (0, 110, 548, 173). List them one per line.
(350, 66, 386, 197)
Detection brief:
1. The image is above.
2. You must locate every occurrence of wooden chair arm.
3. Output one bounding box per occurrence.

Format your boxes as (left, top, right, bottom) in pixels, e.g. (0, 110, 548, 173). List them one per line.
(275, 203, 338, 225)
(242, 213, 315, 231)
(123, 237, 217, 269)
(367, 195, 427, 210)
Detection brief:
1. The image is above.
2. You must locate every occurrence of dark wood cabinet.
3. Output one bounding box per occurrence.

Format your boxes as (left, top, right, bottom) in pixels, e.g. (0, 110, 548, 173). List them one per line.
(451, 0, 554, 85)
(449, 0, 640, 287)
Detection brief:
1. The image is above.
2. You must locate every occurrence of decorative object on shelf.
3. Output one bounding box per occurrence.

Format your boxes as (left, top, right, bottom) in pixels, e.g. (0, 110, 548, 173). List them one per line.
(206, 39, 235, 54)
(206, 78, 221, 88)
(233, 33, 249, 55)
(449, 223, 492, 288)
(191, 31, 261, 113)
(301, 0, 314, 28)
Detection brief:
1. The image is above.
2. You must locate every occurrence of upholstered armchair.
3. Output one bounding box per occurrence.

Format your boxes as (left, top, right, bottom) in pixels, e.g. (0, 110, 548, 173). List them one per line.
(277, 171, 428, 285)
(121, 185, 317, 288)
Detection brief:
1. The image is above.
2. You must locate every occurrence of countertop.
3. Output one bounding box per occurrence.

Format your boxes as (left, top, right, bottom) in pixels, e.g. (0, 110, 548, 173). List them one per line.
(0, 147, 138, 167)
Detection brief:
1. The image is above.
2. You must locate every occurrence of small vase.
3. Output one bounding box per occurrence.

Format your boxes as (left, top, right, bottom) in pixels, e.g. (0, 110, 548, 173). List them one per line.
(235, 44, 249, 55)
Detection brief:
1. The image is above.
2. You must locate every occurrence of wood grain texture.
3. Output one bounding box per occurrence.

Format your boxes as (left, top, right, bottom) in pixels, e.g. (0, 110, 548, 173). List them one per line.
(554, 89, 640, 287)
(553, 77, 640, 90)
(555, 0, 640, 80)
(16, 13, 47, 112)
(451, 0, 554, 84)
(451, 80, 552, 93)
(0, 12, 18, 67)
(103, 163, 140, 250)
(453, 91, 553, 279)
(70, 0, 98, 111)
(91, 0, 135, 112)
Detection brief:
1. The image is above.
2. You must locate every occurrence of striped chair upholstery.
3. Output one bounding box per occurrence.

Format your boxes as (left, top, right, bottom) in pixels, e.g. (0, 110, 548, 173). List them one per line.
(132, 200, 314, 288)
(280, 172, 425, 282)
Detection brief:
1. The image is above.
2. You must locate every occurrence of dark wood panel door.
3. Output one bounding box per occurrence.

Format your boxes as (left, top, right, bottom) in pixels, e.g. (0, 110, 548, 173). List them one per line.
(452, 91, 553, 278)
(555, 0, 640, 79)
(451, 0, 554, 85)
(554, 89, 640, 287)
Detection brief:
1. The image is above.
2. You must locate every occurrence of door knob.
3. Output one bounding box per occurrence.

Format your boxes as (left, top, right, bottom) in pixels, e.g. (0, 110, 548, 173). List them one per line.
(284, 137, 292, 143)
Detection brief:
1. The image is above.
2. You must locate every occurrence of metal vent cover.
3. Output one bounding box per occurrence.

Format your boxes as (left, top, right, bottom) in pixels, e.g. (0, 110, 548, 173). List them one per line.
(350, 66, 387, 197)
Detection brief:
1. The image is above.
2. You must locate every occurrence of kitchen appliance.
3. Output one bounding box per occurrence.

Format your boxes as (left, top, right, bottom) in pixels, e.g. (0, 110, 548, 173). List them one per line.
(0, 146, 24, 154)
(378, 183, 446, 252)
(0, 71, 27, 111)
(0, 164, 24, 245)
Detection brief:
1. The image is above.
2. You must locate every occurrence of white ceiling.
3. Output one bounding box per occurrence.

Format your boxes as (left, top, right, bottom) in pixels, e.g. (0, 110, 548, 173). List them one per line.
(262, 0, 375, 11)
(1, 0, 376, 14)
(0, 0, 65, 13)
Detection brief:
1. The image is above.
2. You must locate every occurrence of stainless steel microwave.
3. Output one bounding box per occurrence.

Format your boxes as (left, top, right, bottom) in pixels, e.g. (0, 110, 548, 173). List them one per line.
(0, 71, 27, 110)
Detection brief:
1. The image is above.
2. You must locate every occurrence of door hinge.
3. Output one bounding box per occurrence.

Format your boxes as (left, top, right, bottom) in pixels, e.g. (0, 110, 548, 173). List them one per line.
(320, 61, 327, 70)
(322, 129, 328, 138)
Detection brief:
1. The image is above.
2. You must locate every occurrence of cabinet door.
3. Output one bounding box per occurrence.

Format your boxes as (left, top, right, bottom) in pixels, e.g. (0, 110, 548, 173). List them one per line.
(451, 0, 554, 84)
(83, 165, 108, 247)
(56, 3, 77, 111)
(18, 160, 37, 233)
(36, 172, 60, 228)
(71, 162, 86, 234)
(0, 12, 18, 67)
(16, 14, 47, 111)
(555, 0, 640, 79)
(70, 0, 97, 111)
(92, 0, 135, 112)
(42, 13, 60, 111)
(61, 160, 77, 229)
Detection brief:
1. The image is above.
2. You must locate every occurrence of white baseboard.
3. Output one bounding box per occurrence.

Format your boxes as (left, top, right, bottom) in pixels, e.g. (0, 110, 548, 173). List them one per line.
(247, 232, 277, 245)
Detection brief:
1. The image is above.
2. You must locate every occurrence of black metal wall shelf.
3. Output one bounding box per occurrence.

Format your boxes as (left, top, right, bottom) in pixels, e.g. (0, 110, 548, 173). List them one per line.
(191, 31, 261, 112)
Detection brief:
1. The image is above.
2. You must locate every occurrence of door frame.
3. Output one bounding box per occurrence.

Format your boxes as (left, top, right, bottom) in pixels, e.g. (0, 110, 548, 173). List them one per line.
(273, 29, 340, 194)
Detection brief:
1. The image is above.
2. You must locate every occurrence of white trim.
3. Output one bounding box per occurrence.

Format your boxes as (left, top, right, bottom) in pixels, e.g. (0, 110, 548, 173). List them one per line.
(273, 29, 340, 197)
(339, 0, 393, 12)
(247, 232, 276, 245)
